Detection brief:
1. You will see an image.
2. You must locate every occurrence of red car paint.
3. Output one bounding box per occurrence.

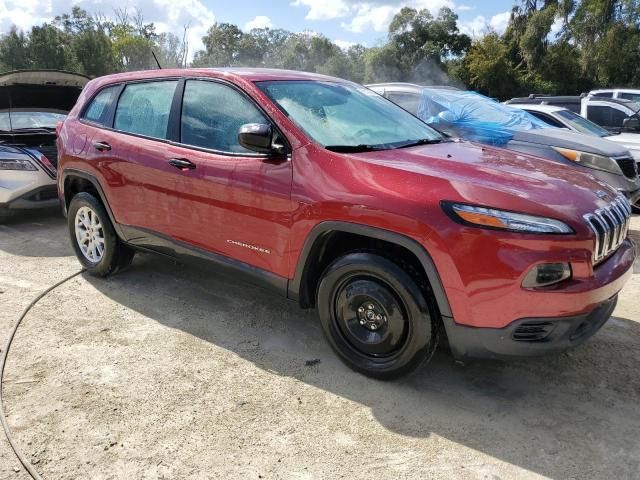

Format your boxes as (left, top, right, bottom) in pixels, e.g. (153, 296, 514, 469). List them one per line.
(58, 69, 635, 337)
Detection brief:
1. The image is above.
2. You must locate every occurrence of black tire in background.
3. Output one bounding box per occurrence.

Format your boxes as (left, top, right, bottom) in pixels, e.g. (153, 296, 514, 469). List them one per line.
(317, 252, 439, 380)
(67, 192, 134, 276)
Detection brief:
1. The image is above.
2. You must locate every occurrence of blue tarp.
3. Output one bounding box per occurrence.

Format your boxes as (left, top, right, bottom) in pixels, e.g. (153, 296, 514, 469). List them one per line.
(416, 88, 551, 146)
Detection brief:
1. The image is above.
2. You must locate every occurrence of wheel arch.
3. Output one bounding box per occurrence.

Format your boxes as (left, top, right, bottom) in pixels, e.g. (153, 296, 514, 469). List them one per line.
(288, 221, 452, 318)
(61, 169, 126, 240)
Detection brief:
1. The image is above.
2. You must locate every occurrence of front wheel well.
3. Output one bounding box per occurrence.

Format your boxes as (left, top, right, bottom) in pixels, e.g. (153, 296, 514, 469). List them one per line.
(296, 230, 438, 314)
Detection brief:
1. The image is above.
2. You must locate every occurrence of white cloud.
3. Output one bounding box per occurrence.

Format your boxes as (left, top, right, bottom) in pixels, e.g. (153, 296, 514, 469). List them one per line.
(456, 4, 473, 11)
(333, 39, 358, 50)
(292, 0, 351, 20)
(489, 11, 510, 33)
(0, 0, 216, 61)
(293, 0, 454, 33)
(459, 10, 511, 38)
(244, 15, 273, 31)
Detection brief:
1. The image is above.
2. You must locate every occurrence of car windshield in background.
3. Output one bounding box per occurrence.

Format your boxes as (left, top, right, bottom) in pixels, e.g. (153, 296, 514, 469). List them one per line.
(555, 109, 611, 137)
(0, 110, 67, 131)
(256, 80, 443, 151)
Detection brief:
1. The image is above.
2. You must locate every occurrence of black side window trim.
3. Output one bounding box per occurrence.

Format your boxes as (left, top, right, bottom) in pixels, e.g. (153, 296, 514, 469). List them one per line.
(175, 77, 291, 157)
(80, 76, 291, 159)
(79, 83, 124, 127)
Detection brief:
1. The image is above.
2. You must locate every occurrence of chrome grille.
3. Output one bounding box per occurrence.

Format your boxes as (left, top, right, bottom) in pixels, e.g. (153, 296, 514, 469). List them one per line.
(583, 195, 632, 264)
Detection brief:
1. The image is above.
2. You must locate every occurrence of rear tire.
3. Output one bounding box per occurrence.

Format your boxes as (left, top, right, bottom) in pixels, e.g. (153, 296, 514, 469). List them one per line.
(68, 192, 134, 276)
(317, 252, 439, 380)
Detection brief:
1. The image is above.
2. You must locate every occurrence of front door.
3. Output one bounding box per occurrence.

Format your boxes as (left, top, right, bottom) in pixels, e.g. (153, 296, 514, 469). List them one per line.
(164, 79, 294, 277)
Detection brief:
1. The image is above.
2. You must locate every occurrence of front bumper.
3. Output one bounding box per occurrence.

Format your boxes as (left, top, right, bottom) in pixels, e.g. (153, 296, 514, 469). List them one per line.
(444, 295, 617, 359)
(0, 185, 60, 212)
(441, 238, 635, 360)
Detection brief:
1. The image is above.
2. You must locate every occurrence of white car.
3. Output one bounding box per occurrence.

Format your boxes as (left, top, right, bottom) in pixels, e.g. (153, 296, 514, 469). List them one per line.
(590, 88, 640, 103)
(510, 104, 640, 163)
(0, 70, 88, 219)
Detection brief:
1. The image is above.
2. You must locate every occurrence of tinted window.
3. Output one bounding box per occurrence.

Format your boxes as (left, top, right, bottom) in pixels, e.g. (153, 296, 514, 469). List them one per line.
(180, 80, 268, 153)
(587, 105, 628, 128)
(620, 92, 640, 102)
(526, 110, 565, 128)
(387, 92, 421, 115)
(83, 86, 119, 125)
(114, 81, 177, 139)
(592, 92, 613, 98)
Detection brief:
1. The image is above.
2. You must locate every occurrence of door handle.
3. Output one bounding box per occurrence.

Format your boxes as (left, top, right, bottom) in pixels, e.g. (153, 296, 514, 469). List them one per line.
(168, 158, 196, 171)
(93, 141, 111, 152)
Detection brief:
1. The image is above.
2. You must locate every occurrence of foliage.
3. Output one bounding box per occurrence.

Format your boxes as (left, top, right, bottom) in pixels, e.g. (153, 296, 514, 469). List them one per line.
(0, 2, 639, 100)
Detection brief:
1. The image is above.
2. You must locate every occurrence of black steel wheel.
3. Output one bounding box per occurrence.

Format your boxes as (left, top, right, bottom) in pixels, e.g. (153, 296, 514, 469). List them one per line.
(317, 252, 439, 380)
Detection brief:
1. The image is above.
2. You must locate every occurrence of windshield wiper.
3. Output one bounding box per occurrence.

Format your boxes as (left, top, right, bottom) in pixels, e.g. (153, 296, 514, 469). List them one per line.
(395, 138, 443, 149)
(325, 144, 389, 153)
(5, 127, 57, 134)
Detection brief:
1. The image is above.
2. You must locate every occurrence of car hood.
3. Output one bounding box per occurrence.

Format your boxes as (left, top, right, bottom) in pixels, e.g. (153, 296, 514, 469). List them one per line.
(0, 70, 88, 113)
(606, 133, 640, 158)
(511, 128, 630, 157)
(353, 140, 619, 222)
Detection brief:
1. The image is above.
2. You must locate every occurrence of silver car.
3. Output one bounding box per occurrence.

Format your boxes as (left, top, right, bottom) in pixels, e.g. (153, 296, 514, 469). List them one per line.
(0, 70, 89, 219)
(368, 83, 640, 208)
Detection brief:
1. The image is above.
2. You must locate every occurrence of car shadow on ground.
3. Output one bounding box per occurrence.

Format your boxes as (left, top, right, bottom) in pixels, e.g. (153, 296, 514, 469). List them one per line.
(84, 243, 640, 480)
(0, 211, 71, 257)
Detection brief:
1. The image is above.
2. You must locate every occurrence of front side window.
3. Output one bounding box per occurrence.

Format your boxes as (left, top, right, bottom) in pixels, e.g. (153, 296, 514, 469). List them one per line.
(592, 92, 613, 98)
(620, 92, 640, 102)
(555, 109, 610, 137)
(526, 111, 565, 128)
(83, 86, 120, 126)
(114, 81, 178, 139)
(180, 80, 268, 153)
(257, 81, 442, 151)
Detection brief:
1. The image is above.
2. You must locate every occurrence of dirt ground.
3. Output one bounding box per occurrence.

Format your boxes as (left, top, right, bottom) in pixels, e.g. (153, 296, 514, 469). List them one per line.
(0, 212, 638, 480)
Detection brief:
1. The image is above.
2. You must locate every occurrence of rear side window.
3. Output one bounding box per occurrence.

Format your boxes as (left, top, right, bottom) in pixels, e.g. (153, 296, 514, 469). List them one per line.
(526, 111, 565, 128)
(180, 80, 268, 153)
(387, 93, 421, 115)
(83, 86, 119, 125)
(114, 81, 178, 139)
(592, 92, 613, 98)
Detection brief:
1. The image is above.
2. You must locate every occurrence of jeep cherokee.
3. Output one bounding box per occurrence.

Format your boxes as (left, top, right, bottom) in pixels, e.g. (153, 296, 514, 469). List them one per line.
(57, 69, 636, 379)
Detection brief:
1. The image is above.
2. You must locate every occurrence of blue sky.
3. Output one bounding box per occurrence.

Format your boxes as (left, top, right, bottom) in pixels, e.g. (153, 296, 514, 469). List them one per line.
(0, 0, 517, 54)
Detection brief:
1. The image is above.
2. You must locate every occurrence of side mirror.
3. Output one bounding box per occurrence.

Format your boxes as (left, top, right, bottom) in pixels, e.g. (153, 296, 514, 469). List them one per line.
(622, 116, 640, 132)
(238, 123, 285, 155)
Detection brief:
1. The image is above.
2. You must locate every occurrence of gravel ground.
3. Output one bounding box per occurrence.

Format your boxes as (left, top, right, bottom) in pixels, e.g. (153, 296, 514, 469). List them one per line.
(0, 211, 639, 480)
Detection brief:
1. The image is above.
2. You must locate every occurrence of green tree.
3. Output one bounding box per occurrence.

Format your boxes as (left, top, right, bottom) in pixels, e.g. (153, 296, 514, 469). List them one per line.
(0, 28, 31, 70)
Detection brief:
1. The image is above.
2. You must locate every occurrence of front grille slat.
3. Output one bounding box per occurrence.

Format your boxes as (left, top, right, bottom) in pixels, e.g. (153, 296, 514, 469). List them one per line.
(614, 156, 638, 179)
(584, 195, 632, 265)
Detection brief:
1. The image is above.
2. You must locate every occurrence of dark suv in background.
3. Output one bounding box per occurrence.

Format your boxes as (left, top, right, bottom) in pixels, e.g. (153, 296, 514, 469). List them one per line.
(57, 69, 635, 379)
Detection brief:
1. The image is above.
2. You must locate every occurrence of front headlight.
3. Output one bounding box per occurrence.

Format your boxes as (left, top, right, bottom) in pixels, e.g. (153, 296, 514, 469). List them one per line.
(554, 148, 623, 176)
(0, 158, 37, 171)
(442, 202, 574, 234)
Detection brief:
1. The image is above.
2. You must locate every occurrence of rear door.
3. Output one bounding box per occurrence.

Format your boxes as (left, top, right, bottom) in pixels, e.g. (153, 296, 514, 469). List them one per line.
(95, 79, 180, 236)
(163, 79, 294, 277)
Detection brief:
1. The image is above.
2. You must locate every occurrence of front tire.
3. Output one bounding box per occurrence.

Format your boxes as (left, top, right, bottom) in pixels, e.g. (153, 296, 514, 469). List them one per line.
(317, 252, 439, 380)
(68, 192, 134, 276)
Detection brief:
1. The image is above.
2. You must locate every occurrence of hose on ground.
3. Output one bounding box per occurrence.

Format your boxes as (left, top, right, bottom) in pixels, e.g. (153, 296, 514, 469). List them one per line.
(1, 269, 85, 480)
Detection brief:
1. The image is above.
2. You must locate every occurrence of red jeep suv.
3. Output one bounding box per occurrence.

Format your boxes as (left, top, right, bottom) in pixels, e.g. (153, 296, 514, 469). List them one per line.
(57, 69, 636, 379)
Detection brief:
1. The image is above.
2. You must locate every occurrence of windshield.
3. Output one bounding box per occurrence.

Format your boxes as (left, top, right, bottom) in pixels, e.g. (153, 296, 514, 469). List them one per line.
(555, 109, 611, 137)
(0, 109, 67, 131)
(256, 81, 442, 150)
